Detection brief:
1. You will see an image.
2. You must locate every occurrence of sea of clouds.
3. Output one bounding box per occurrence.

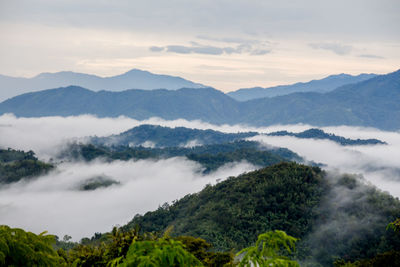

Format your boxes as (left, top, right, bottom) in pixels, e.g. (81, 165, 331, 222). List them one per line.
(1, 113, 399, 240)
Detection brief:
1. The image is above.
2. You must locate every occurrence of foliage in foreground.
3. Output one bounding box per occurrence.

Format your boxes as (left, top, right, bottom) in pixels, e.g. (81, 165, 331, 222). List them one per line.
(118, 237, 202, 266)
(68, 227, 234, 267)
(1, 223, 301, 266)
(237, 230, 299, 267)
(0, 225, 65, 266)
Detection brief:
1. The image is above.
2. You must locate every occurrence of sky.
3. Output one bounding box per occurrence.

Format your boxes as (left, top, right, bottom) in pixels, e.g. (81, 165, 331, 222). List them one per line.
(0, 0, 399, 91)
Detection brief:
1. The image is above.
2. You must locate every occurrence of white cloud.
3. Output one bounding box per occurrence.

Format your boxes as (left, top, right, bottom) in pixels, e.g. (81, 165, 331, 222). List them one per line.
(0, 158, 256, 240)
(250, 127, 400, 197)
(0, 114, 314, 159)
(1, 114, 400, 240)
(309, 42, 353, 55)
(1, 1, 399, 92)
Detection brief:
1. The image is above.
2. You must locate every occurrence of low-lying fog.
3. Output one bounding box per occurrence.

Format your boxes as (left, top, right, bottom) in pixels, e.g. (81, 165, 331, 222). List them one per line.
(0, 158, 255, 239)
(1, 113, 399, 240)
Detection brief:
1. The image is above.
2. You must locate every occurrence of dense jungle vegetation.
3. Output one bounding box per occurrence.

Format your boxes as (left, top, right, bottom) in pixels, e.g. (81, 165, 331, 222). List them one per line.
(0, 148, 53, 184)
(122, 162, 400, 266)
(0, 224, 302, 266)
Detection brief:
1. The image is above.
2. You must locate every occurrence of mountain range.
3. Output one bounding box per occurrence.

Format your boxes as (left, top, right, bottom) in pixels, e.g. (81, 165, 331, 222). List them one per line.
(0, 69, 205, 101)
(239, 69, 400, 130)
(1, 69, 399, 130)
(228, 73, 377, 101)
(0, 86, 240, 122)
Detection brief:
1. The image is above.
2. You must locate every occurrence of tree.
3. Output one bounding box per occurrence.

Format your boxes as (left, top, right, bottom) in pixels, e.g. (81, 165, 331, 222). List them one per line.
(118, 237, 203, 267)
(236, 230, 299, 267)
(0, 225, 65, 266)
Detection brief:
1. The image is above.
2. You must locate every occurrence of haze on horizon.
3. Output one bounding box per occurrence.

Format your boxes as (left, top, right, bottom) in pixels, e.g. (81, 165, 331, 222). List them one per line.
(0, 0, 399, 92)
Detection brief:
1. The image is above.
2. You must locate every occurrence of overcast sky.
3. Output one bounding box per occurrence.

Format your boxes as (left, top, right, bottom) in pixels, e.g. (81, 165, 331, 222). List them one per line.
(0, 0, 399, 91)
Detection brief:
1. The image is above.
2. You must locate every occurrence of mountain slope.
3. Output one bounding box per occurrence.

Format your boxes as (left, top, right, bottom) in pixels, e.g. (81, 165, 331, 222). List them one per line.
(124, 162, 326, 250)
(0, 69, 205, 101)
(0, 86, 240, 124)
(238, 69, 400, 130)
(123, 162, 400, 266)
(228, 73, 377, 101)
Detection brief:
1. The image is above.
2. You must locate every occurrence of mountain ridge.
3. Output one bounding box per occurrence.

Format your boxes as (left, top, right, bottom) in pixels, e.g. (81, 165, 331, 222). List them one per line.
(1, 69, 399, 130)
(238, 69, 400, 129)
(92, 124, 258, 147)
(228, 73, 377, 101)
(0, 68, 206, 101)
(0, 86, 241, 122)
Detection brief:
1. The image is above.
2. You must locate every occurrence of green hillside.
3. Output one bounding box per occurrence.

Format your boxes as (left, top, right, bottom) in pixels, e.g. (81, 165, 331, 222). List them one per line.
(122, 162, 400, 266)
(0, 148, 53, 184)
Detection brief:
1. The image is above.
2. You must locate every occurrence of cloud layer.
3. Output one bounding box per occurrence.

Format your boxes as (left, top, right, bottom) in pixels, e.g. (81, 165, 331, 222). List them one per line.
(1, 114, 400, 240)
(1, 0, 399, 91)
(0, 158, 256, 239)
(0, 114, 315, 160)
(150, 41, 271, 56)
(309, 42, 353, 55)
(251, 126, 400, 197)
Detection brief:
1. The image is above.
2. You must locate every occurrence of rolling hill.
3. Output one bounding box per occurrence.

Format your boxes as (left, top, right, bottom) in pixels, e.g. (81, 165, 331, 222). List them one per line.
(122, 162, 400, 266)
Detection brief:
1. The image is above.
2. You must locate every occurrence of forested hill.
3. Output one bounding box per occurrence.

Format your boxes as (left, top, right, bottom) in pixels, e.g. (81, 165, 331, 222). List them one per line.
(123, 162, 400, 266)
(61, 140, 302, 174)
(267, 128, 386, 145)
(92, 124, 257, 147)
(0, 148, 53, 184)
(1, 69, 400, 130)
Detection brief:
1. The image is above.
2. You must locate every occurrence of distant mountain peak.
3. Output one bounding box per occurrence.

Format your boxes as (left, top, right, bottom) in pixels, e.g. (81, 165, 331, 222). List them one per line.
(1, 69, 400, 130)
(0, 68, 207, 101)
(117, 68, 153, 76)
(228, 72, 378, 101)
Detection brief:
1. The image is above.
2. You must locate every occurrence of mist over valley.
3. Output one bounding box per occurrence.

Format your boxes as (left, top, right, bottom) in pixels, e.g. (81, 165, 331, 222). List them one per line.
(1, 1, 400, 264)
